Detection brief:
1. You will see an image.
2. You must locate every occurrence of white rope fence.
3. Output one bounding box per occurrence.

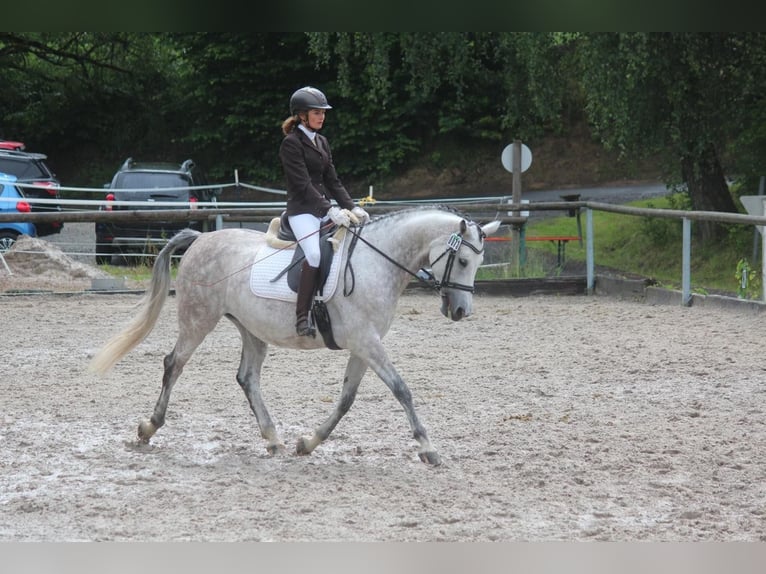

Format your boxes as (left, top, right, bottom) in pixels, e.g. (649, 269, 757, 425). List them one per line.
(2, 179, 519, 267)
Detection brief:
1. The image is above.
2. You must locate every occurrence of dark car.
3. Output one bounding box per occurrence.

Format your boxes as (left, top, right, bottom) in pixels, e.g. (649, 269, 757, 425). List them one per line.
(0, 172, 37, 252)
(0, 148, 63, 237)
(95, 157, 219, 264)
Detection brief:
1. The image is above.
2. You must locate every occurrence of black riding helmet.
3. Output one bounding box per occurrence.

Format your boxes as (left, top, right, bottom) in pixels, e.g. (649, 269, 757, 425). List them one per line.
(290, 86, 332, 115)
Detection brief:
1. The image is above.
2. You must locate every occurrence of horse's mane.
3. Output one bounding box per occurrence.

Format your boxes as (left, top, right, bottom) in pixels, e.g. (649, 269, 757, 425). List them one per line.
(366, 204, 472, 227)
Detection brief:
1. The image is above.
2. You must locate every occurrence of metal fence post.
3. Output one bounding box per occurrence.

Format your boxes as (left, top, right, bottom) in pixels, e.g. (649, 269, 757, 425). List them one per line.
(762, 197, 766, 303)
(0, 251, 12, 275)
(586, 207, 594, 294)
(682, 217, 691, 306)
(213, 196, 223, 231)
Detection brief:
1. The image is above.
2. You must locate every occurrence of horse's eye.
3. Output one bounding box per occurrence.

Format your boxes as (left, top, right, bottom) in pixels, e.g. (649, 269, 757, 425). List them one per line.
(459, 257, 468, 267)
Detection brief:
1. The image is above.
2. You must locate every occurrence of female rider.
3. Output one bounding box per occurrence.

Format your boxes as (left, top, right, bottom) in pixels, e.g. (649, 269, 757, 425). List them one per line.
(279, 86, 370, 337)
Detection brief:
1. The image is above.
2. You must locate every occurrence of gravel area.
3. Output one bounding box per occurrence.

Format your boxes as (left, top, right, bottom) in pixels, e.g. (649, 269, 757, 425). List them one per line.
(1, 288, 765, 541)
(2, 209, 765, 543)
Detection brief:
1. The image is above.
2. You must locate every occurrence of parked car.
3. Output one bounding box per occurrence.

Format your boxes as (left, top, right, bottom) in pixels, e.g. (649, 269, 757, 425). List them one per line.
(0, 148, 63, 237)
(0, 139, 25, 151)
(0, 172, 36, 253)
(95, 157, 219, 264)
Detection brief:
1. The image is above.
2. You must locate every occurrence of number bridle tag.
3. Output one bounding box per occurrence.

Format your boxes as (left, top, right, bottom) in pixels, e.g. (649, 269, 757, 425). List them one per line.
(446, 233, 462, 252)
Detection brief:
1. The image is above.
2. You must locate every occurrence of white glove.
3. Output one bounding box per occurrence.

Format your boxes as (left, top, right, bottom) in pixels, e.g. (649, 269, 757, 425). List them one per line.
(351, 206, 370, 224)
(327, 206, 351, 228)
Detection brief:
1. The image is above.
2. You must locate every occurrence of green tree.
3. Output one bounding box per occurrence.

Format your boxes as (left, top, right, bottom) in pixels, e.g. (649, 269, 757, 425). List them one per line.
(0, 32, 186, 185)
(307, 32, 571, 141)
(304, 32, 579, 187)
(168, 33, 325, 183)
(575, 32, 766, 240)
(4, 31, 766, 216)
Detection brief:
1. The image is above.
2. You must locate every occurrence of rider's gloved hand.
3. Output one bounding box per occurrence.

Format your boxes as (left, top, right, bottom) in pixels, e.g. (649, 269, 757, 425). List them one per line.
(351, 206, 371, 224)
(327, 206, 352, 228)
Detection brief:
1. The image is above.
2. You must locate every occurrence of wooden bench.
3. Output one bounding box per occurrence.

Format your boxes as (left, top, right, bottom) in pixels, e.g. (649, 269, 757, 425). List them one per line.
(486, 235, 581, 267)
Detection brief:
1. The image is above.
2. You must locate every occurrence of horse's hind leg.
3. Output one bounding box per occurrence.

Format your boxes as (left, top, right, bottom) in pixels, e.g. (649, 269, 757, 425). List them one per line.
(231, 321, 285, 455)
(138, 341, 198, 443)
(296, 354, 367, 456)
(138, 310, 216, 443)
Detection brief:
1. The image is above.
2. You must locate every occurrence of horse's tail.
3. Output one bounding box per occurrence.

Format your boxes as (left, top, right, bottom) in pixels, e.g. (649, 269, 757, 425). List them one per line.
(88, 229, 202, 375)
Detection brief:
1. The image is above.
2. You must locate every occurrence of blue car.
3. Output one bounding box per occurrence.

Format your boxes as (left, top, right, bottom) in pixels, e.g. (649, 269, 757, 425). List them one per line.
(0, 172, 37, 253)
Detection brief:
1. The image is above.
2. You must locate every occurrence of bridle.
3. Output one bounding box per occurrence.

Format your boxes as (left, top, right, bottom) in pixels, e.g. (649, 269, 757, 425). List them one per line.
(426, 228, 486, 293)
(343, 222, 486, 295)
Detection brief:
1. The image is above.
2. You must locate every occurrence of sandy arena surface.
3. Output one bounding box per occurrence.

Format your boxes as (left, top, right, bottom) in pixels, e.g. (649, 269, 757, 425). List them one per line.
(1, 234, 765, 542)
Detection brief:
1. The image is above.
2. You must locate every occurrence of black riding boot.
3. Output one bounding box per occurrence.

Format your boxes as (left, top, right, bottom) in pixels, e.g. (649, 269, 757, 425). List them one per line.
(295, 261, 319, 337)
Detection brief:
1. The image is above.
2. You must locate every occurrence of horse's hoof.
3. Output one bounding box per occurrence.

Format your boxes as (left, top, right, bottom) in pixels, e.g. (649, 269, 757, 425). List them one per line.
(295, 437, 312, 456)
(418, 451, 442, 466)
(266, 443, 286, 456)
(137, 420, 156, 442)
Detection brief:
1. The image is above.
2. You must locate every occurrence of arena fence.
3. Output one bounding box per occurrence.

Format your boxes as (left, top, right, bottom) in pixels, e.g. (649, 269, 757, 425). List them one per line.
(4, 182, 766, 305)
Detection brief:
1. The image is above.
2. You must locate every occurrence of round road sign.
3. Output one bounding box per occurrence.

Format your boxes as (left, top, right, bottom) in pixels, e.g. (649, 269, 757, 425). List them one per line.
(501, 143, 532, 173)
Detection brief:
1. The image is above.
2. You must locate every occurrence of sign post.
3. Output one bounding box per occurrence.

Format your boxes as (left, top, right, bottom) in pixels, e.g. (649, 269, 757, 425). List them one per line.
(739, 194, 766, 302)
(501, 141, 532, 273)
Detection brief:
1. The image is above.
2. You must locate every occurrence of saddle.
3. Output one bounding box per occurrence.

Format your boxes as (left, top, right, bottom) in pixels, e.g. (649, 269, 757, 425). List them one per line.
(267, 212, 343, 293)
(266, 212, 347, 350)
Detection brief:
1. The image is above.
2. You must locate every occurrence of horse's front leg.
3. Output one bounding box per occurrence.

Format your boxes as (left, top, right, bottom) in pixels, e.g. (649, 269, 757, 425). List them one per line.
(365, 343, 442, 466)
(296, 354, 367, 456)
(234, 325, 285, 455)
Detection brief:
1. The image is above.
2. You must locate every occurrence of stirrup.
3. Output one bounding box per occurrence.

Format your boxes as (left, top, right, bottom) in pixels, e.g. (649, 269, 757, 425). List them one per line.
(296, 317, 316, 337)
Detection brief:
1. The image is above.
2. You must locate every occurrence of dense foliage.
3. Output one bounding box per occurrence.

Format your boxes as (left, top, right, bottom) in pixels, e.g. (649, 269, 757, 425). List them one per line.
(2, 32, 766, 240)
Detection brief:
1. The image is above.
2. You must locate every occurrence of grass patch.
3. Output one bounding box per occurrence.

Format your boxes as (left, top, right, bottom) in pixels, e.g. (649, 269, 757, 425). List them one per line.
(526, 194, 761, 296)
(100, 262, 155, 282)
(476, 248, 550, 280)
(100, 258, 180, 283)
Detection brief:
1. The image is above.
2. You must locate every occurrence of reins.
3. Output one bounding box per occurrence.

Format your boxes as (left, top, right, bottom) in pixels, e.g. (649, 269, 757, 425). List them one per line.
(342, 224, 433, 296)
(343, 221, 486, 296)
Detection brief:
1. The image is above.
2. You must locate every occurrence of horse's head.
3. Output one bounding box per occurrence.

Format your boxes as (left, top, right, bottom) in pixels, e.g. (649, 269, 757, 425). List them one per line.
(428, 218, 501, 321)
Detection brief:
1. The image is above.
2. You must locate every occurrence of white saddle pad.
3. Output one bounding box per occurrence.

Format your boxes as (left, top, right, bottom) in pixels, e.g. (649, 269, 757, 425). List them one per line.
(249, 238, 346, 302)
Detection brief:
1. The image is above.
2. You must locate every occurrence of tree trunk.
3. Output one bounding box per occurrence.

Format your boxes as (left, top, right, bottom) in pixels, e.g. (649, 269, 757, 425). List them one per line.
(680, 145, 737, 242)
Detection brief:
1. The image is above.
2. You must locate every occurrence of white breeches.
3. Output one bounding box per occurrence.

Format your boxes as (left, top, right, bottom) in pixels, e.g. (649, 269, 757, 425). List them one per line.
(288, 212, 327, 268)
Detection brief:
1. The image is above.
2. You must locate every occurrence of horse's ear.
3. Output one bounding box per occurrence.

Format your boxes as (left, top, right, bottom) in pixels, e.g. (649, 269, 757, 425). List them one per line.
(482, 220, 501, 237)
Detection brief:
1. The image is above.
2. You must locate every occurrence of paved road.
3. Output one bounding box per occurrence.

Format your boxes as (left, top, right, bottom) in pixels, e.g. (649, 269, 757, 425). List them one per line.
(521, 182, 669, 223)
(526, 182, 668, 204)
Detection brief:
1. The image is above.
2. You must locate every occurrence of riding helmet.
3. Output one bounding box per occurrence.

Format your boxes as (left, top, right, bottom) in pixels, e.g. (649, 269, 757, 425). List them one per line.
(290, 86, 332, 115)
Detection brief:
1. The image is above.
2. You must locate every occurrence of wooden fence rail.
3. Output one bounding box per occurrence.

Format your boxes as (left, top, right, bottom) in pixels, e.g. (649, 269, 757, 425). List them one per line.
(6, 199, 766, 226)
(4, 198, 766, 305)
